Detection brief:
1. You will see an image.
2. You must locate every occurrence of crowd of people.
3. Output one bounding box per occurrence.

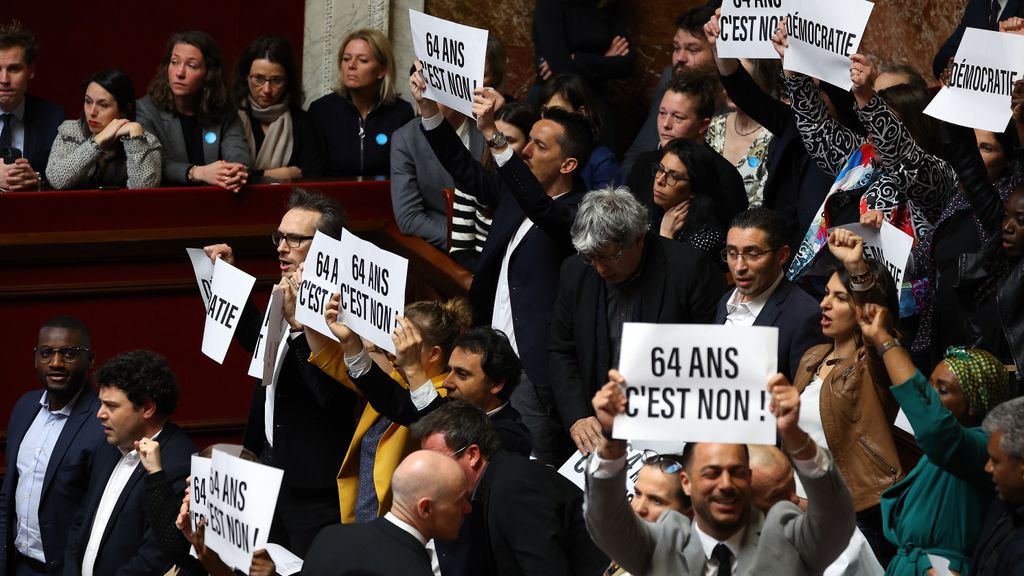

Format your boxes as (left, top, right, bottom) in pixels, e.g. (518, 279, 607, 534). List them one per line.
(3, 0, 1024, 574)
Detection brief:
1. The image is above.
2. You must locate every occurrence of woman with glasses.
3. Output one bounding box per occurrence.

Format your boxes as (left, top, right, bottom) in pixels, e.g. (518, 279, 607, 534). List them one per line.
(646, 138, 726, 268)
(47, 69, 162, 190)
(792, 228, 905, 566)
(233, 36, 322, 183)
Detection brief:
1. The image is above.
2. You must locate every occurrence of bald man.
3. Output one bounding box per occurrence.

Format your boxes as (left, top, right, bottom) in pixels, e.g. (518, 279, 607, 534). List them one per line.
(301, 451, 470, 576)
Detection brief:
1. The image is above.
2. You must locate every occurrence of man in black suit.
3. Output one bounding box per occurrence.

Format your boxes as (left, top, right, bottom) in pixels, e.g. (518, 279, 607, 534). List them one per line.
(204, 187, 357, 556)
(715, 208, 824, 380)
(410, 66, 595, 464)
(0, 317, 104, 576)
(63, 350, 196, 576)
(971, 397, 1024, 575)
(549, 187, 725, 459)
(0, 22, 63, 191)
(302, 450, 470, 576)
(411, 401, 608, 576)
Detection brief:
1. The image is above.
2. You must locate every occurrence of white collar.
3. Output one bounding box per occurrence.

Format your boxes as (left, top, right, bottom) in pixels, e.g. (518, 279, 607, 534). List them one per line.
(385, 512, 428, 546)
(726, 273, 784, 317)
(693, 520, 745, 563)
(486, 401, 508, 417)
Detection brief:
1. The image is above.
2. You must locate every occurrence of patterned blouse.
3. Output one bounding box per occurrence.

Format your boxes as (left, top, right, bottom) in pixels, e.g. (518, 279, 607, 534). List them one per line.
(705, 113, 773, 208)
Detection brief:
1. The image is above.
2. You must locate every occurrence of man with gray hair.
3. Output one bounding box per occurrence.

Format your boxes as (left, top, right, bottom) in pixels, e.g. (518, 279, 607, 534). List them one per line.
(549, 186, 725, 459)
(971, 397, 1024, 575)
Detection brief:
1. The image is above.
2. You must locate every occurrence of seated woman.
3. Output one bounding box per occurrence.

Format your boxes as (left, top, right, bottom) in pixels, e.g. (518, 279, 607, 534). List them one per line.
(308, 29, 414, 177)
(538, 73, 623, 191)
(306, 297, 473, 523)
(859, 305, 1009, 576)
(792, 228, 904, 565)
(234, 36, 322, 182)
(46, 69, 161, 189)
(646, 137, 725, 265)
(137, 30, 251, 191)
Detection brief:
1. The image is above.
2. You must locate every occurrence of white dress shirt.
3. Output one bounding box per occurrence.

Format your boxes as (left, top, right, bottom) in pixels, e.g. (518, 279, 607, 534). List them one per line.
(724, 273, 784, 326)
(81, 449, 141, 576)
(693, 521, 745, 576)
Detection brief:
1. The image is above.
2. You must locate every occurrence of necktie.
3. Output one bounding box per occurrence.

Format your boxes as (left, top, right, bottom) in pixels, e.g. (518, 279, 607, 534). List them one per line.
(712, 543, 734, 576)
(990, 0, 1002, 28)
(0, 113, 12, 149)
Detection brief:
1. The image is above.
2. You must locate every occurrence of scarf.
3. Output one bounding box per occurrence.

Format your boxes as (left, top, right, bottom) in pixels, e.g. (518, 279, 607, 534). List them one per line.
(239, 98, 293, 171)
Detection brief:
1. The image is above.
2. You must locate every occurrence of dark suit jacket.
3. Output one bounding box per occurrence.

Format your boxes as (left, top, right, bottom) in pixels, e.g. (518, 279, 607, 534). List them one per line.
(934, 0, 1024, 77)
(63, 422, 195, 576)
(440, 449, 607, 576)
(549, 233, 726, 429)
(714, 278, 825, 381)
(21, 94, 64, 178)
(0, 388, 103, 575)
(970, 498, 1024, 576)
(421, 118, 582, 395)
(301, 517, 433, 576)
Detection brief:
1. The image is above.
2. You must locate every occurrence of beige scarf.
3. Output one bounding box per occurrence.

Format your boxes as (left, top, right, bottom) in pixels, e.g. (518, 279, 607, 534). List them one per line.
(239, 98, 293, 170)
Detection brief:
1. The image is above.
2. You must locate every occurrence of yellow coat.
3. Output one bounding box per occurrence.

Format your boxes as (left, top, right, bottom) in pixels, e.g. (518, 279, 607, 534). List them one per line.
(310, 343, 447, 523)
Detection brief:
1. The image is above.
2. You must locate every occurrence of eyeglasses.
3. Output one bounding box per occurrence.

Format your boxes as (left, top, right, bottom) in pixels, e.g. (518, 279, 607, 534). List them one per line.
(651, 163, 690, 187)
(721, 248, 777, 263)
(447, 444, 471, 458)
(578, 245, 626, 267)
(34, 346, 93, 363)
(641, 450, 684, 474)
(249, 74, 286, 88)
(271, 231, 315, 248)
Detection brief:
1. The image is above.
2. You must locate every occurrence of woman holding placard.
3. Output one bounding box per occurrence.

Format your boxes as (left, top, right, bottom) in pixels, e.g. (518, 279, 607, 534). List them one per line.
(791, 228, 904, 565)
(308, 29, 414, 177)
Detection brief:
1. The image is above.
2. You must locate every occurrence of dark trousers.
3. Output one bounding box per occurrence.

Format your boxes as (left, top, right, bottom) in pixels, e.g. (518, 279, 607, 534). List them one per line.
(510, 370, 574, 466)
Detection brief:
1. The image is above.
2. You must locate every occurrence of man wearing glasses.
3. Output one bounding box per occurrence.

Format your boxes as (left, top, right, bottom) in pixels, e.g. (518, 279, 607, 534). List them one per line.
(714, 208, 823, 380)
(549, 187, 724, 460)
(203, 187, 357, 556)
(0, 317, 104, 575)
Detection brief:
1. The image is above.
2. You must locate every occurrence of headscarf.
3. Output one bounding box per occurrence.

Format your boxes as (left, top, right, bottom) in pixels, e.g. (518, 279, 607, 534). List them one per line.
(942, 346, 1009, 420)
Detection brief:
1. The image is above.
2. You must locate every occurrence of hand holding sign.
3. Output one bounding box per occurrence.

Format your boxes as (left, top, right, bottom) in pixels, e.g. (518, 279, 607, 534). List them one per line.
(409, 10, 489, 118)
(392, 316, 430, 385)
(849, 53, 877, 108)
(410, 61, 441, 119)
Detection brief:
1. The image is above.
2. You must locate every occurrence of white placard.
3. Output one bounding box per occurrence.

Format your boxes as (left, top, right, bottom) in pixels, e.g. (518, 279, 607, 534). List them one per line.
(336, 228, 409, 354)
(716, 0, 788, 60)
(558, 440, 683, 496)
(202, 259, 256, 364)
(264, 544, 303, 575)
(614, 323, 778, 444)
(205, 450, 284, 573)
(834, 222, 914, 298)
(409, 10, 489, 118)
(924, 27, 1024, 132)
(190, 455, 212, 532)
(782, 0, 874, 89)
(295, 231, 345, 342)
(186, 248, 215, 310)
(248, 289, 289, 385)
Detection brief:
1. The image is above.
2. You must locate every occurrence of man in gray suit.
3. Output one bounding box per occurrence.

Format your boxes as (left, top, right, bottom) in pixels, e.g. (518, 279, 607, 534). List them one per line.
(390, 105, 485, 251)
(585, 371, 855, 575)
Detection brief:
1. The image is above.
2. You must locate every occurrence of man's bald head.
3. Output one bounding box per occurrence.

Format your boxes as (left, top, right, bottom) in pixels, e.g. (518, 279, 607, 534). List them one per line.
(391, 450, 471, 540)
(748, 445, 798, 513)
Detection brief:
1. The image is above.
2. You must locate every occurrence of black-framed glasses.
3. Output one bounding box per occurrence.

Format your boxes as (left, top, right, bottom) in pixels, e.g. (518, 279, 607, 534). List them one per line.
(578, 245, 626, 267)
(641, 450, 685, 474)
(271, 231, 315, 248)
(249, 74, 286, 88)
(720, 248, 777, 263)
(34, 346, 93, 363)
(651, 163, 690, 187)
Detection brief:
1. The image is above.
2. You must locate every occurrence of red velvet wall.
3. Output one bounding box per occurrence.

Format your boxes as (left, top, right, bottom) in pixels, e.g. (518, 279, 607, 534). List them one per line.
(7, 1, 306, 118)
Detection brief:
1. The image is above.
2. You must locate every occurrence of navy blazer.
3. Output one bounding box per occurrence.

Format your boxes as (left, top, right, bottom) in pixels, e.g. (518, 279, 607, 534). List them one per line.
(0, 387, 102, 575)
(21, 94, 64, 178)
(302, 517, 433, 576)
(714, 278, 825, 382)
(63, 422, 195, 576)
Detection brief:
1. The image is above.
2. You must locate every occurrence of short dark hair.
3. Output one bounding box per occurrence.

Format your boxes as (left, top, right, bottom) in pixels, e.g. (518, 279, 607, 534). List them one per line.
(94, 350, 179, 418)
(675, 3, 719, 38)
(81, 69, 137, 121)
(453, 327, 521, 401)
(234, 36, 303, 109)
(681, 442, 749, 472)
(728, 208, 790, 250)
(0, 21, 38, 66)
(410, 399, 502, 458)
(665, 68, 719, 121)
(286, 187, 347, 238)
(539, 106, 595, 173)
(40, 316, 93, 348)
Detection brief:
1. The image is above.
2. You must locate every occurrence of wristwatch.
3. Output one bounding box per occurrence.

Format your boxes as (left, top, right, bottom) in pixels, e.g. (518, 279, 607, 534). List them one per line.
(877, 338, 902, 356)
(486, 131, 507, 149)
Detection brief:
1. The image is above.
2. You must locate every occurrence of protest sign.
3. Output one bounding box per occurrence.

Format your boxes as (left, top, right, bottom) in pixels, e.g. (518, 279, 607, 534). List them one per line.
(613, 323, 778, 444)
(204, 450, 284, 573)
(202, 259, 256, 364)
(716, 0, 788, 60)
(336, 228, 409, 354)
(247, 289, 289, 386)
(295, 231, 346, 342)
(924, 27, 1024, 132)
(782, 0, 873, 90)
(833, 222, 914, 300)
(264, 544, 302, 575)
(558, 440, 683, 497)
(186, 248, 215, 310)
(410, 10, 488, 117)
(190, 455, 212, 532)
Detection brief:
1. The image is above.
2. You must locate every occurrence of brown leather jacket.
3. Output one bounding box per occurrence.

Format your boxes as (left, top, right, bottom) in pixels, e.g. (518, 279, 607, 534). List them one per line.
(793, 343, 904, 512)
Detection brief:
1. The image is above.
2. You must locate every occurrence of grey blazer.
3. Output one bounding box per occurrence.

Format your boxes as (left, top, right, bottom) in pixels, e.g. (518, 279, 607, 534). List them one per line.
(584, 447, 855, 575)
(135, 96, 251, 185)
(390, 116, 485, 250)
